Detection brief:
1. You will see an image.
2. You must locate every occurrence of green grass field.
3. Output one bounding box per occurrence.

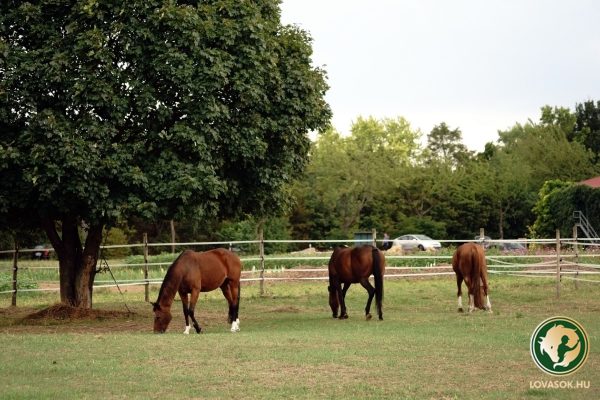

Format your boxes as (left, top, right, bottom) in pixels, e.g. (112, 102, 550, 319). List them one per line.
(0, 274, 598, 399)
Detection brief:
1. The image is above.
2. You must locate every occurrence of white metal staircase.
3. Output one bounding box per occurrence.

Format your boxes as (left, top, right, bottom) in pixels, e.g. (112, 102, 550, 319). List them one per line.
(573, 211, 599, 243)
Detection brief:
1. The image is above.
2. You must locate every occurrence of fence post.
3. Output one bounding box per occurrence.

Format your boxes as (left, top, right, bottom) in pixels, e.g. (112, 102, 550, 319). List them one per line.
(143, 233, 149, 302)
(573, 225, 579, 290)
(11, 238, 18, 307)
(479, 228, 485, 253)
(372, 229, 377, 248)
(556, 229, 561, 298)
(259, 229, 265, 296)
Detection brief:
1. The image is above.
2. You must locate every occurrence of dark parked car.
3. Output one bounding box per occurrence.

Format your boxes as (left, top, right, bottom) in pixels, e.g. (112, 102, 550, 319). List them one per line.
(31, 245, 51, 260)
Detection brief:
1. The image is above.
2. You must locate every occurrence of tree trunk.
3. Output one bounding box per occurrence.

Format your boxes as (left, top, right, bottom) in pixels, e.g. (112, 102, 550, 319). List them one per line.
(498, 200, 504, 240)
(170, 220, 176, 254)
(41, 212, 104, 308)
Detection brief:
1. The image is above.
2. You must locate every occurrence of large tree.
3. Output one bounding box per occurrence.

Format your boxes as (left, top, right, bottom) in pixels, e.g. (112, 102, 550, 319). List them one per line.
(0, 0, 331, 307)
(426, 122, 471, 164)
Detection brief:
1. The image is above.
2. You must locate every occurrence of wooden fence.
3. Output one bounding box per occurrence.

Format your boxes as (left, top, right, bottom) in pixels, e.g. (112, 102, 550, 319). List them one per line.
(1, 228, 600, 306)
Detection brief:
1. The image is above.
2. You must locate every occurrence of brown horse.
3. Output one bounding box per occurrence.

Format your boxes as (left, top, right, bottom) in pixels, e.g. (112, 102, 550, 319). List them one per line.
(452, 242, 492, 313)
(328, 245, 385, 320)
(152, 248, 242, 334)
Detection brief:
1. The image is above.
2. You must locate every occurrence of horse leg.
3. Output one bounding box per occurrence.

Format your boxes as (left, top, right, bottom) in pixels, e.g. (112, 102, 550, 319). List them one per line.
(359, 279, 376, 321)
(187, 290, 203, 334)
(220, 281, 240, 332)
(482, 276, 492, 313)
(332, 279, 348, 319)
(341, 282, 351, 300)
(220, 280, 235, 324)
(179, 291, 192, 335)
(455, 274, 464, 313)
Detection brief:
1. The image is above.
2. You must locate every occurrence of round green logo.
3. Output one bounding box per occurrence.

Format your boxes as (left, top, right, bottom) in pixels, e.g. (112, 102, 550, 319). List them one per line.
(530, 316, 589, 376)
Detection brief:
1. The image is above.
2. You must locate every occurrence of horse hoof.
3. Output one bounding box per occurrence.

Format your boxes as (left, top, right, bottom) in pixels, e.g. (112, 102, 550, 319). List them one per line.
(458, 308, 463, 313)
(339, 314, 348, 320)
(379, 316, 383, 321)
(332, 314, 338, 319)
(365, 313, 372, 321)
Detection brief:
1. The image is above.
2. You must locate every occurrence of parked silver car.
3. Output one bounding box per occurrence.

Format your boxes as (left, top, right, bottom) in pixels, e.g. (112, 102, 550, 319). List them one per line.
(392, 234, 442, 251)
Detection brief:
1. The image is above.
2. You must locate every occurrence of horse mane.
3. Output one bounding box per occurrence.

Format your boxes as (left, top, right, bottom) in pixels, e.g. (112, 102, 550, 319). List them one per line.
(155, 250, 188, 305)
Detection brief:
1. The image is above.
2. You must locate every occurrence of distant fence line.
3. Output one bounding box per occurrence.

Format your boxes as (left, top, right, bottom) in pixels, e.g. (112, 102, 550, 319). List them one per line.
(1, 228, 600, 306)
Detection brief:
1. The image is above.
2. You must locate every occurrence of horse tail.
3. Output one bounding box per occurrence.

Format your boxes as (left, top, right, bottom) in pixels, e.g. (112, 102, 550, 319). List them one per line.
(470, 244, 484, 309)
(372, 247, 384, 313)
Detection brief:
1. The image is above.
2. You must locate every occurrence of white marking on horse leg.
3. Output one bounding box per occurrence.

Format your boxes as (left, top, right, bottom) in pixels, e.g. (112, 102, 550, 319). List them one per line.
(457, 295, 463, 310)
(230, 319, 240, 332)
(485, 295, 492, 313)
(183, 325, 191, 335)
(468, 294, 474, 313)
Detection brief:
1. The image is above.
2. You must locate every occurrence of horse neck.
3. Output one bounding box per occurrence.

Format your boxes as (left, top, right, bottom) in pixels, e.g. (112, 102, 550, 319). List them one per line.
(156, 272, 182, 310)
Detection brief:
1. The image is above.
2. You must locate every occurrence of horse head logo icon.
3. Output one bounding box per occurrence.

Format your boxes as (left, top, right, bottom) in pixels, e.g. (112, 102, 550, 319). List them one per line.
(531, 317, 589, 376)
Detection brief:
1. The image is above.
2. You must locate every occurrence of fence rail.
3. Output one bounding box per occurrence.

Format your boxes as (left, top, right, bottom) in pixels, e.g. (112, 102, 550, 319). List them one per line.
(2, 229, 600, 305)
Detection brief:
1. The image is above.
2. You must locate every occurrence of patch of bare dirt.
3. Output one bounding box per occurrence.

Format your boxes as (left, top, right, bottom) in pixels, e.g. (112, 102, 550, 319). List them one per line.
(22, 303, 135, 322)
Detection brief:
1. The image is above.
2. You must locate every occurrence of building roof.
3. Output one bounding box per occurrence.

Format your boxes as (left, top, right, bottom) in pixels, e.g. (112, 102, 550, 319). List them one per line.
(578, 176, 600, 188)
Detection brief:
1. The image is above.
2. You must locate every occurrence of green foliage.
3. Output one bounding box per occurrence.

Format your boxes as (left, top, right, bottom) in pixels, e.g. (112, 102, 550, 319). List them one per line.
(100, 227, 132, 259)
(0, 0, 331, 226)
(549, 184, 600, 235)
(307, 117, 421, 236)
(427, 122, 471, 163)
(394, 216, 447, 240)
(572, 100, 600, 163)
(529, 180, 573, 238)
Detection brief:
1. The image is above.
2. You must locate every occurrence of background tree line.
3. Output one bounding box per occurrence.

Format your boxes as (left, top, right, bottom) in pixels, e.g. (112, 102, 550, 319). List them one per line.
(3, 100, 600, 258)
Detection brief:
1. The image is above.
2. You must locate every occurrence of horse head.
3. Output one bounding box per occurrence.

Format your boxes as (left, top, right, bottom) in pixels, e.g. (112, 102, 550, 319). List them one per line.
(328, 286, 339, 318)
(151, 301, 173, 334)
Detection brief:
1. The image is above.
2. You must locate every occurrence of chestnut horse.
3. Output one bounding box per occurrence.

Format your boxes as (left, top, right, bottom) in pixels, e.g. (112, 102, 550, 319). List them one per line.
(452, 242, 492, 313)
(328, 245, 385, 320)
(152, 248, 242, 334)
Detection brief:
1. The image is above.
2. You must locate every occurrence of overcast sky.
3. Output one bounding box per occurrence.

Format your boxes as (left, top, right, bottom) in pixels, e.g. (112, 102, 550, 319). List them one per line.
(279, 0, 600, 151)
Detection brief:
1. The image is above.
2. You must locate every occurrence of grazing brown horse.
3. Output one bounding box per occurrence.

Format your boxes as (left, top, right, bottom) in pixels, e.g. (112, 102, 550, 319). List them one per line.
(152, 248, 242, 334)
(452, 242, 492, 313)
(328, 245, 385, 320)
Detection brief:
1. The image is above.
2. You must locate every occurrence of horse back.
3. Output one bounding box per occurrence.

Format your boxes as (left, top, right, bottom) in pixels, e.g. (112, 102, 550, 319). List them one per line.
(452, 243, 485, 276)
(329, 245, 382, 283)
(179, 249, 241, 292)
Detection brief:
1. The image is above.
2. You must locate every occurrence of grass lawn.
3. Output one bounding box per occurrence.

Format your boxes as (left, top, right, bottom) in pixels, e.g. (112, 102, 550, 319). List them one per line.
(0, 275, 598, 399)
